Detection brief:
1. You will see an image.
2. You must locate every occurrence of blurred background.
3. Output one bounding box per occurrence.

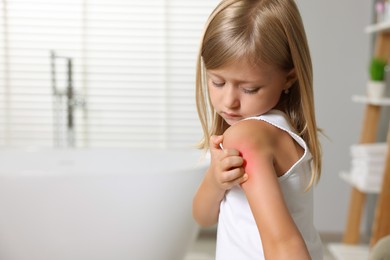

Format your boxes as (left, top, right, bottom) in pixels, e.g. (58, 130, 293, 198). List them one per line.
(0, 0, 213, 149)
(0, 0, 388, 239)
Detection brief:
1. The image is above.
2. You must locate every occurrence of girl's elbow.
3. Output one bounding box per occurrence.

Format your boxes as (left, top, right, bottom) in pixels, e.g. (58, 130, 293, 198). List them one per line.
(193, 218, 217, 228)
(192, 211, 217, 227)
(192, 204, 218, 227)
(265, 234, 310, 260)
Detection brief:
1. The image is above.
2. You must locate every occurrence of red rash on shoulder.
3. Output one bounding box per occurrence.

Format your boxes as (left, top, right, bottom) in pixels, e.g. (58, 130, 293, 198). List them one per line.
(222, 119, 270, 177)
(239, 145, 271, 188)
(240, 147, 256, 176)
(224, 142, 257, 175)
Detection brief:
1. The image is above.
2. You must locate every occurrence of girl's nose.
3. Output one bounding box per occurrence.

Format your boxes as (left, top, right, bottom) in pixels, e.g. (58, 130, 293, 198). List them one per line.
(223, 85, 240, 109)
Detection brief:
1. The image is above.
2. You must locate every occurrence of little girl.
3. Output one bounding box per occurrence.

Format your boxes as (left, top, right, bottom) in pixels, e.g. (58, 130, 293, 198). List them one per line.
(192, 0, 323, 259)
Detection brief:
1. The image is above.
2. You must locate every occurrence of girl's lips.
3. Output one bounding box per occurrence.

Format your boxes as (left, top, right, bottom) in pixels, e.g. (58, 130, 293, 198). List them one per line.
(222, 112, 242, 120)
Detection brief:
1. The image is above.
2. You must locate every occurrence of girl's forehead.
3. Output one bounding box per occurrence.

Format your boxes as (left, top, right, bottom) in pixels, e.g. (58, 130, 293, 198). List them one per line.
(207, 59, 275, 81)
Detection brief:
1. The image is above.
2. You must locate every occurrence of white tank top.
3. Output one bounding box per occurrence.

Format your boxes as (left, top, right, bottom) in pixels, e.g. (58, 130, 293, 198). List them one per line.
(216, 109, 323, 260)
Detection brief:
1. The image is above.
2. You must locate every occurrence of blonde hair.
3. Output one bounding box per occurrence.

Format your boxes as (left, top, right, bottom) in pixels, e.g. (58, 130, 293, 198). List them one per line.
(195, 0, 322, 188)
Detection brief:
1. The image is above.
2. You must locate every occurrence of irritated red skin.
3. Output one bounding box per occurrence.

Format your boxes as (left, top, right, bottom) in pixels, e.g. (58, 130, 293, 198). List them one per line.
(222, 120, 275, 187)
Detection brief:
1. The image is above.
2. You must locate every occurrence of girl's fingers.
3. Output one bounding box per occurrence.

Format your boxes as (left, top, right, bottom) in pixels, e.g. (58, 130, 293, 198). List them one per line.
(222, 148, 240, 157)
(221, 155, 243, 169)
(221, 167, 245, 183)
(210, 135, 223, 149)
(239, 173, 249, 184)
(220, 171, 248, 190)
(209, 135, 247, 190)
(230, 172, 248, 187)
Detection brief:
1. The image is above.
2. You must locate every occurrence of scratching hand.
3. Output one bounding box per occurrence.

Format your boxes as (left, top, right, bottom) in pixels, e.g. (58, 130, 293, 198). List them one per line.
(208, 135, 248, 191)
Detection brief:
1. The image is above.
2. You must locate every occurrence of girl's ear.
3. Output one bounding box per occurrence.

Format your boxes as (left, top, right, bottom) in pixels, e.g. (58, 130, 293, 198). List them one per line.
(284, 68, 297, 91)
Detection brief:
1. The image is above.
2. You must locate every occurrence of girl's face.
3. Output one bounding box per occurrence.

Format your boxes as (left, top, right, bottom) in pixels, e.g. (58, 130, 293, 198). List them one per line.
(207, 59, 295, 126)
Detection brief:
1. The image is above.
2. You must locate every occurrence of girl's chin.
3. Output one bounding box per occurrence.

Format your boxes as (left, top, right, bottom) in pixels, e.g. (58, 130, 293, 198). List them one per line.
(223, 117, 241, 126)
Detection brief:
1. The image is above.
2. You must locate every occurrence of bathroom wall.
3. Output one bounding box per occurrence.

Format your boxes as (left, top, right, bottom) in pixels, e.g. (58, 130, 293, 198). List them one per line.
(296, 0, 373, 233)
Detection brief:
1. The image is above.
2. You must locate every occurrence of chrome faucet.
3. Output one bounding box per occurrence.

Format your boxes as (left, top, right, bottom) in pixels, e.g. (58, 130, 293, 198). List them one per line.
(50, 51, 85, 147)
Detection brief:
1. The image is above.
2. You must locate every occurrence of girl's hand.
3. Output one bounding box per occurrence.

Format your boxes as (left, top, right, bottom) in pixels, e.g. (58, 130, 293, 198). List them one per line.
(208, 135, 248, 191)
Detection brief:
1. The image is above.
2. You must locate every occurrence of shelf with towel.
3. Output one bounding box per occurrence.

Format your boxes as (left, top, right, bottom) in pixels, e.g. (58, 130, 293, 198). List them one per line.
(340, 142, 388, 194)
(341, 19, 390, 247)
(365, 21, 390, 33)
(342, 97, 390, 246)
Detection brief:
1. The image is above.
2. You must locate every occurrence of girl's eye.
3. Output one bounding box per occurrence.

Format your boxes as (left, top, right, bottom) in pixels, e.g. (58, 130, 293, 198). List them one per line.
(242, 87, 260, 94)
(212, 81, 225, 87)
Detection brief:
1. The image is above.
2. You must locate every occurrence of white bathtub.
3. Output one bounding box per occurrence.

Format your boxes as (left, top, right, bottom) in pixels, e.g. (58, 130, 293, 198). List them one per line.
(0, 148, 208, 260)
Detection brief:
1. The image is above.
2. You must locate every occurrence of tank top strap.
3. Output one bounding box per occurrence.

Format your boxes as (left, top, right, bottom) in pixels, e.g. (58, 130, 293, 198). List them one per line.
(244, 109, 306, 150)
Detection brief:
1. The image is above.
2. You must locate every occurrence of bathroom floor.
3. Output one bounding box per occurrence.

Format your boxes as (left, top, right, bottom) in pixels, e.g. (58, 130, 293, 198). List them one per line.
(185, 230, 352, 260)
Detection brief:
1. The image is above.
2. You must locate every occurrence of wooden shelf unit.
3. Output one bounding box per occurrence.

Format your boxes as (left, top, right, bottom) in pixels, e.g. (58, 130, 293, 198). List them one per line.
(342, 22, 390, 247)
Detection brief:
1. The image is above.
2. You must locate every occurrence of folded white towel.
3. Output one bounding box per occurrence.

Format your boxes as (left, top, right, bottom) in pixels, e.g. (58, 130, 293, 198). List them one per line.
(351, 159, 385, 172)
(351, 156, 385, 163)
(351, 169, 384, 181)
(350, 143, 387, 157)
(354, 176, 382, 192)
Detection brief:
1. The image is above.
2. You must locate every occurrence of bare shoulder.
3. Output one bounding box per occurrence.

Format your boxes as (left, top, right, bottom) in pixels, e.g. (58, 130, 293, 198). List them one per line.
(222, 119, 275, 152)
(224, 118, 304, 177)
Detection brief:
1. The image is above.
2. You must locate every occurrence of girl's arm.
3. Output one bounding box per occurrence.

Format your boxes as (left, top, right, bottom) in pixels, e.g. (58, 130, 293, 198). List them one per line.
(192, 135, 248, 227)
(222, 119, 311, 260)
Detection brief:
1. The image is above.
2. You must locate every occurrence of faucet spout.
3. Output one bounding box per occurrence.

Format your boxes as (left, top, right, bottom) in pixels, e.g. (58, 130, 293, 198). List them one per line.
(51, 51, 84, 148)
(66, 58, 75, 147)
